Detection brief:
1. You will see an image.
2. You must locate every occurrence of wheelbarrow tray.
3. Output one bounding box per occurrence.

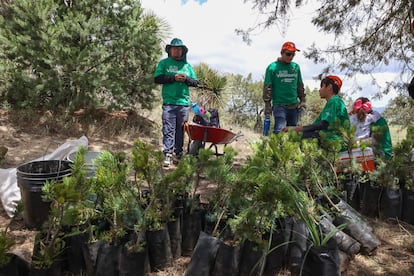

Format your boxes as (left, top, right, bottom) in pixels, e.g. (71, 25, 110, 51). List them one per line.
(185, 124, 238, 145)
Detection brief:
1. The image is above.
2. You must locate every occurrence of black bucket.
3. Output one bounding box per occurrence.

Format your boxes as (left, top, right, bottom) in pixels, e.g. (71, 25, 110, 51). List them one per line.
(16, 160, 72, 229)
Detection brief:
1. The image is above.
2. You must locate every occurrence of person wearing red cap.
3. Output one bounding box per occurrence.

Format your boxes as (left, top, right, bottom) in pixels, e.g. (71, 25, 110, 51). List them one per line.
(349, 97, 392, 160)
(263, 41, 306, 134)
(283, 75, 349, 150)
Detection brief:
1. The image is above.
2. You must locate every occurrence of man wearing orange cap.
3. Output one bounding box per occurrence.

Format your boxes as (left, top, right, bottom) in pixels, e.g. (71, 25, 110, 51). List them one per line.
(263, 41, 306, 134)
(283, 75, 349, 150)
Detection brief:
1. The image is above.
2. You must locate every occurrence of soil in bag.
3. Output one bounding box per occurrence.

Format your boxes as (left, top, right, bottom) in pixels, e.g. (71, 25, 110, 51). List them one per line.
(167, 218, 182, 259)
(184, 231, 220, 276)
(211, 240, 241, 275)
(95, 242, 119, 276)
(238, 239, 265, 276)
(379, 188, 402, 219)
(0, 253, 30, 276)
(302, 239, 340, 276)
(181, 210, 202, 256)
(64, 232, 88, 274)
(263, 224, 290, 274)
(118, 245, 149, 276)
(82, 240, 104, 276)
(146, 227, 173, 272)
(288, 219, 308, 275)
(360, 183, 381, 218)
(401, 188, 414, 225)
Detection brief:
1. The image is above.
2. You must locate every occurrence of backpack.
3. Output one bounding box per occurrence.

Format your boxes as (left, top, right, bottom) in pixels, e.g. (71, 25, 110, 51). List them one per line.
(193, 114, 210, 126)
(192, 108, 220, 128)
(208, 108, 220, 128)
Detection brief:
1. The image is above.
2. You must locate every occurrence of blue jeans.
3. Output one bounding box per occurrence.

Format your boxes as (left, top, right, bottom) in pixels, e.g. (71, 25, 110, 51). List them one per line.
(273, 105, 299, 134)
(162, 104, 190, 155)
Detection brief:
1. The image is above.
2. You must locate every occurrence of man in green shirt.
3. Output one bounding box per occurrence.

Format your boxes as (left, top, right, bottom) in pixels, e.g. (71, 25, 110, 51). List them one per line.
(283, 75, 349, 150)
(263, 41, 306, 134)
(154, 38, 198, 167)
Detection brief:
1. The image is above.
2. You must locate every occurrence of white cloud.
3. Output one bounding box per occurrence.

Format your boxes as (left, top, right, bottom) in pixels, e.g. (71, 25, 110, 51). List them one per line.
(141, 0, 400, 107)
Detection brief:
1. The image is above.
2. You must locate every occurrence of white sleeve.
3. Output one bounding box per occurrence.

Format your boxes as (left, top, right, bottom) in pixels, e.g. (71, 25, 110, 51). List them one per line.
(370, 110, 382, 122)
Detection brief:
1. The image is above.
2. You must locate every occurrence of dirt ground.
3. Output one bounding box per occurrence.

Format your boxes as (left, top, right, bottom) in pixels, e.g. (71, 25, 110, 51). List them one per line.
(1, 109, 414, 275)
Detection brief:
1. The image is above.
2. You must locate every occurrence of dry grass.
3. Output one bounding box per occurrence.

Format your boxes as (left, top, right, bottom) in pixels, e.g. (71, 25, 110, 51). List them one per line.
(343, 218, 414, 276)
(147, 258, 189, 276)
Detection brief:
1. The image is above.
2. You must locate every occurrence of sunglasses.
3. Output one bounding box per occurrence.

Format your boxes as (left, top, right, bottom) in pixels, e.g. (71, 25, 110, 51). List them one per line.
(284, 52, 295, 57)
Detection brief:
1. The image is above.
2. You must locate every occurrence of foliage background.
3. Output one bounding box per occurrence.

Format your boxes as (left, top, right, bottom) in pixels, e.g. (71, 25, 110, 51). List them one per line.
(0, 0, 168, 112)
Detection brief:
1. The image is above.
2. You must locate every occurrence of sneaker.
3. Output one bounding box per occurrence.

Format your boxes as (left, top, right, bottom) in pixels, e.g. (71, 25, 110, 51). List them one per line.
(163, 154, 172, 167)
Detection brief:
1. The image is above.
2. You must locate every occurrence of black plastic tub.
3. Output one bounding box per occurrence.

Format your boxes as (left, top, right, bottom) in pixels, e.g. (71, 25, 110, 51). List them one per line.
(17, 160, 72, 229)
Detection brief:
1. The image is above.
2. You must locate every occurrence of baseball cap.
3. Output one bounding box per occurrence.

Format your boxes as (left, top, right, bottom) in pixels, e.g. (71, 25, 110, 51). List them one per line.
(326, 75, 342, 90)
(281, 41, 300, 52)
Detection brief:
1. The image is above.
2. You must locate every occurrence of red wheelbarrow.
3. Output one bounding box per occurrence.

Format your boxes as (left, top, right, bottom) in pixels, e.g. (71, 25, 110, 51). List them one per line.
(184, 123, 242, 156)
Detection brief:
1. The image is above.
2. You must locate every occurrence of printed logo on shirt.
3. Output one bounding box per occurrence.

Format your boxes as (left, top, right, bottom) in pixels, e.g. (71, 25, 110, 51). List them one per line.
(166, 64, 190, 75)
(277, 70, 296, 83)
(166, 65, 180, 74)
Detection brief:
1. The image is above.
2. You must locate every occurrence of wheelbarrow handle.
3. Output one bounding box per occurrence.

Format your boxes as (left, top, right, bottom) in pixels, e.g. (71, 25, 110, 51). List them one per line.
(227, 132, 243, 144)
(184, 122, 190, 134)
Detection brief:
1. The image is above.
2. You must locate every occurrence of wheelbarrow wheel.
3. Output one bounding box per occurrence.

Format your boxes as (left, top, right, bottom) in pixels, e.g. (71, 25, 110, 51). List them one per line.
(189, 140, 203, 156)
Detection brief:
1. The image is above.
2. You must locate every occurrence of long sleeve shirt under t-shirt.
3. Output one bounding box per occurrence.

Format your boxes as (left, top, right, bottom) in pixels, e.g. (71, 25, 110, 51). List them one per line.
(313, 95, 350, 142)
(154, 57, 197, 106)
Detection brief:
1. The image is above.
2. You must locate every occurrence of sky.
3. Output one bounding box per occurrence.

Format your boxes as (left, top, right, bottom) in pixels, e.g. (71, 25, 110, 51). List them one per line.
(140, 0, 401, 107)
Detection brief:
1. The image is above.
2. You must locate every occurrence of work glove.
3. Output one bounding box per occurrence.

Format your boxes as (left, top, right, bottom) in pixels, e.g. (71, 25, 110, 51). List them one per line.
(263, 85, 272, 102)
(298, 102, 306, 116)
(264, 101, 272, 117)
(154, 75, 175, 84)
(185, 77, 199, 87)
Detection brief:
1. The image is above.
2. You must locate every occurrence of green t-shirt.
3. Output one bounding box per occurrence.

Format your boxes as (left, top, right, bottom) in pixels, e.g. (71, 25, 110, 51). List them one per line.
(371, 117, 393, 160)
(263, 61, 303, 105)
(154, 57, 197, 106)
(313, 95, 350, 142)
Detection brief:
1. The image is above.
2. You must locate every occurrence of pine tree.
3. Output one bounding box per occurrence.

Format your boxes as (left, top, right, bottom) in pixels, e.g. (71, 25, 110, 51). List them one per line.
(0, 0, 169, 111)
